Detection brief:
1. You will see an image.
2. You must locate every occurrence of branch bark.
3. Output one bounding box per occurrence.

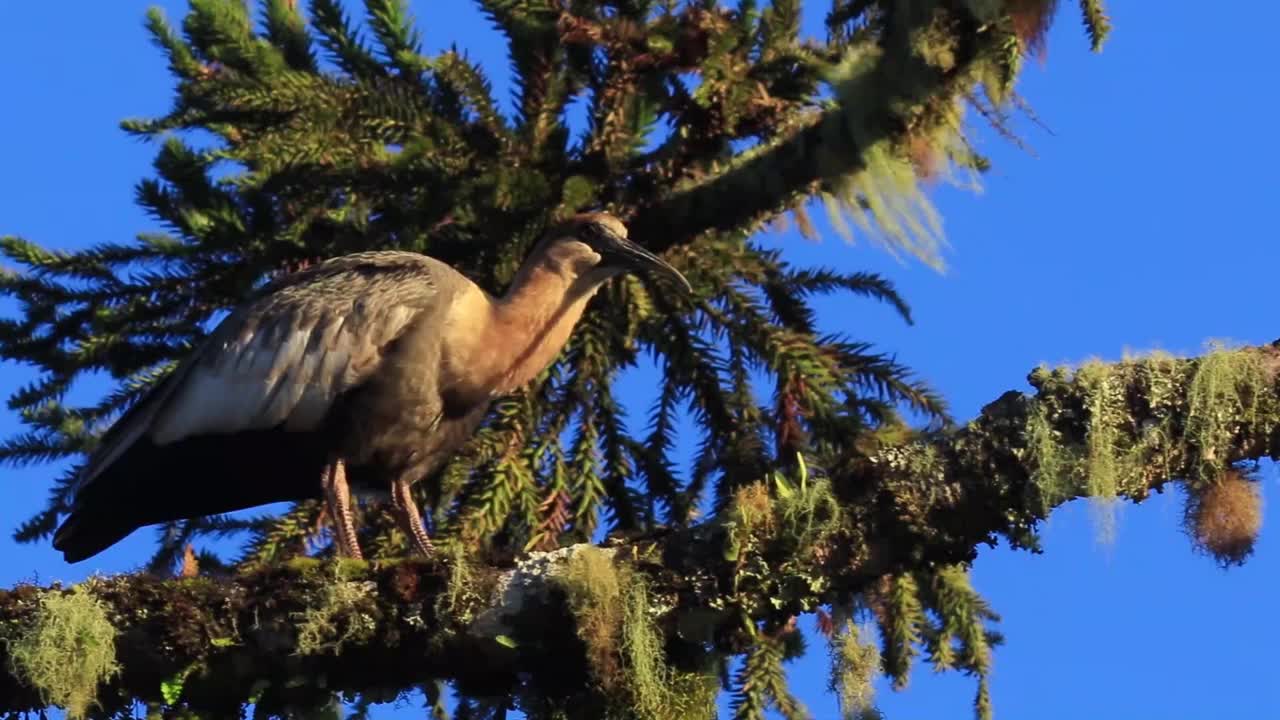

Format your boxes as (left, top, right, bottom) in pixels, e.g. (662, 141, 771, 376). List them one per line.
(4, 343, 1279, 716)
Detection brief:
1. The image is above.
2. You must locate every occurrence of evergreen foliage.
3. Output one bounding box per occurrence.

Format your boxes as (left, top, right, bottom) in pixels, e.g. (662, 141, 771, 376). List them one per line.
(3, 0, 1229, 718)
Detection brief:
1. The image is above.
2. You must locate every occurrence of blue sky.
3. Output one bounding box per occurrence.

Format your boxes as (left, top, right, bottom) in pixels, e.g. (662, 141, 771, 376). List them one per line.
(2, 2, 1278, 718)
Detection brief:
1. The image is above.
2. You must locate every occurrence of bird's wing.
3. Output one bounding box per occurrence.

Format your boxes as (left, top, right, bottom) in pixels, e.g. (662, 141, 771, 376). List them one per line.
(75, 251, 450, 491)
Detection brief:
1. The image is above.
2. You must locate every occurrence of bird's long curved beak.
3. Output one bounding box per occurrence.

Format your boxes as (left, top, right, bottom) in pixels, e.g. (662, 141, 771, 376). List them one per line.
(600, 230, 693, 294)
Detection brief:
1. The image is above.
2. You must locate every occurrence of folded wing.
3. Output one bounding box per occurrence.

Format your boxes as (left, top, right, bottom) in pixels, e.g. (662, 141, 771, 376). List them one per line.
(72, 251, 446, 495)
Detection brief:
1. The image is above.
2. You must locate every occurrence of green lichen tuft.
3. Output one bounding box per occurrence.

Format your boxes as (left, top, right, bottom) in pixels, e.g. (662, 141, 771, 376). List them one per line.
(6, 584, 120, 719)
(293, 564, 379, 656)
(720, 460, 851, 618)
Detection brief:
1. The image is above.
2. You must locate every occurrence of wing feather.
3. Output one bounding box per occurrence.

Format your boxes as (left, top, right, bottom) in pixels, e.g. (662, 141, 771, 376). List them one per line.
(75, 251, 453, 493)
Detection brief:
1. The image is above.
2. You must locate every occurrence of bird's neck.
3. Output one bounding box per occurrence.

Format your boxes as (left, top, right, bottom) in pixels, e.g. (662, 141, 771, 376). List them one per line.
(485, 264, 610, 395)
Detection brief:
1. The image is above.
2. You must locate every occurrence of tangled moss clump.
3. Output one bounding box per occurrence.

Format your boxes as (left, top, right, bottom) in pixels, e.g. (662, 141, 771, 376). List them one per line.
(776, 467, 845, 553)
(1184, 468, 1264, 567)
(6, 584, 119, 719)
(293, 565, 379, 656)
(731, 482, 775, 538)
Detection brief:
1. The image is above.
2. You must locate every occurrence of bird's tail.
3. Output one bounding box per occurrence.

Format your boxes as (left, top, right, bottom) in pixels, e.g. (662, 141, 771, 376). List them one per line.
(51, 428, 328, 563)
(53, 510, 139, 564)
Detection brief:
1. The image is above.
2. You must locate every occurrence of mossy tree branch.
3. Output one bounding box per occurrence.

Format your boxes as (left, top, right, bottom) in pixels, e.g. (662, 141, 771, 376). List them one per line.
(631, 10, 976, 258)
(3, 341, 1274, 718)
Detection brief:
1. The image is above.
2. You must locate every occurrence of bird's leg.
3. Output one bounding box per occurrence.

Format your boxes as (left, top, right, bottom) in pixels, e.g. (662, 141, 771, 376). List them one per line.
(389, 475, 434, 556)
(321, 458, 363, 560)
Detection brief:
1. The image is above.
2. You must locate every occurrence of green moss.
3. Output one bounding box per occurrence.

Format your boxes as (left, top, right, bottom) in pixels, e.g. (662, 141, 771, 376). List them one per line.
(1135, 350, 1182, 410)
(621, 575, 663, 710)
(1075, 361, 1120, 498)
(823, 139, 947, 271)
(6, 584, 120, 719)
(293, 565, 378, 656)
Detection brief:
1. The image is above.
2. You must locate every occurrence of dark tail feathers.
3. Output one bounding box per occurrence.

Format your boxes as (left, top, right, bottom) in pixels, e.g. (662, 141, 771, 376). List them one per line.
(52, 428, 327, 563)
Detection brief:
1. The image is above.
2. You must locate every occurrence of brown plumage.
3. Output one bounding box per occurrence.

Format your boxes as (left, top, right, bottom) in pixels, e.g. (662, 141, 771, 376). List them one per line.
(53, 213, 691, 563)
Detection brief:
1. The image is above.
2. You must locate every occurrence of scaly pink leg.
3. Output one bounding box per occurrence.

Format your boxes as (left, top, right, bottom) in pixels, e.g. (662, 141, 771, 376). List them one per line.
(321, 459, 363, 560)
(390, 476, 434, 556)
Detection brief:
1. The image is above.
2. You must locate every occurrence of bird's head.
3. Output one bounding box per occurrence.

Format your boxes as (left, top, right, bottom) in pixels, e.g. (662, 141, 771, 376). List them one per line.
(538, 212, 692, 294)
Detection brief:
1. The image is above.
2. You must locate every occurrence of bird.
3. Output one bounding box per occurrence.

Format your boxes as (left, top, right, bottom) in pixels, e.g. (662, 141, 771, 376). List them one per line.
(52, 212, 691, 563)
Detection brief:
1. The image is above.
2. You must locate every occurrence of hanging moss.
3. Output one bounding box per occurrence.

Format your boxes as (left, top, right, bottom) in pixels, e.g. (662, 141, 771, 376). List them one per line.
(554, 546, 716, 720)
(1075, 361, 1121, 500)
(1184, 343, 1275, 484)
(1026, 356, 1166, 509)
(441, 540, 480, 624)
(5, 584, 119, 719)
(622, 576, 718, 720)
(1074, 360, 1128, 541)
(821, 139, 948, 271)
(826, 620, 880, 720)
(1022, 345, 1280, 546)
(1024, 394, 1079, 510)
(559, 547, 627, 688)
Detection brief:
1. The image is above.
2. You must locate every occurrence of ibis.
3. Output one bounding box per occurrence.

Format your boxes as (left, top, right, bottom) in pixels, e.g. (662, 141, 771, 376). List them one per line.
(53, 213, 690, 562)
